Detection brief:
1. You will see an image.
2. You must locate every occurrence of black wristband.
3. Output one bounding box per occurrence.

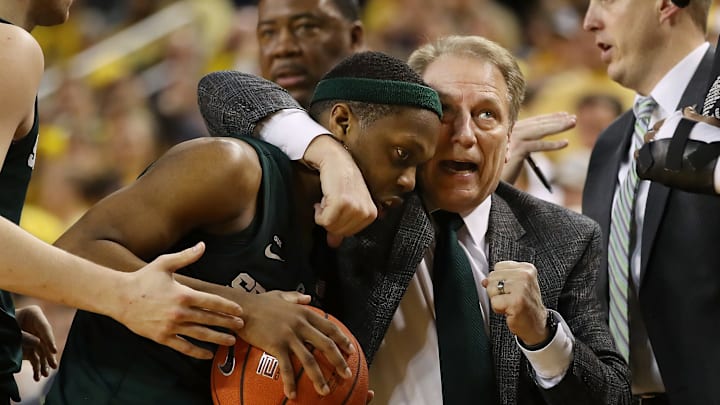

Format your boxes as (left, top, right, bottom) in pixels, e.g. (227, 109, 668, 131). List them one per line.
(519, 311, 559, 351)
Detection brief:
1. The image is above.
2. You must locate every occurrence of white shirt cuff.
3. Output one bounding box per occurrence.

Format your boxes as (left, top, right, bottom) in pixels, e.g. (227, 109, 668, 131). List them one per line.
(714, 161, 720, 194)
(516, 309, 574, 389)
(256, 109, 332, 160)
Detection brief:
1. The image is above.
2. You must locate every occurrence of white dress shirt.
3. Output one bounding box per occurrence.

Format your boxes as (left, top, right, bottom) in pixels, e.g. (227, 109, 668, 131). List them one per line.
(257, 109, 331, 159)
(615, 42, 709, 394)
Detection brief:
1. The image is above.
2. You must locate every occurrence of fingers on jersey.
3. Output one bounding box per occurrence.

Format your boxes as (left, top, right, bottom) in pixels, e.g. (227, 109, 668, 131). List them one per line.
(159, 335, 218, 360)
(21, 330, 57, 381)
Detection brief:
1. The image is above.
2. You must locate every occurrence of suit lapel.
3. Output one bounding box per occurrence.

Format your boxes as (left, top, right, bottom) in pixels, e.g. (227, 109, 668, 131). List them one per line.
(584, 112, 635, 247)
(364, 194, 433, 361)
(640, 49, 714, 285)
(487, 188, 535, 405)
(581, 110, 635, 311)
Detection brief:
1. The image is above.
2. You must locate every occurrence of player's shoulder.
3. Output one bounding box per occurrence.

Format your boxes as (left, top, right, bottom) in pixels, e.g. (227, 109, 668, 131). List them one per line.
(168, 136, 260, 166)
(164, 137, 264, 191)
(0, 23, 43, 71)
(138, 137, 264, 218)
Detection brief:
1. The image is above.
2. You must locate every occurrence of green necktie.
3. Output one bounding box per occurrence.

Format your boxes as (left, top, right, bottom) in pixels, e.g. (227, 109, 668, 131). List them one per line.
(433, 210, 498, 404)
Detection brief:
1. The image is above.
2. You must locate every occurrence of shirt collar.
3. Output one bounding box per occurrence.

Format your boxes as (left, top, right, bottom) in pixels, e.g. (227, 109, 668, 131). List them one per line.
(648, 42, 709, 119)
(457, 197, 492, 248)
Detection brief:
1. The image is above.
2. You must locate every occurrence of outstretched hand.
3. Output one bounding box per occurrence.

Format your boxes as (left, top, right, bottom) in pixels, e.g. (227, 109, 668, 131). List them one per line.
(16, 305, 57, 381)
(112, 242, 245, 360)
(502, 112, 574, 184)
(303, 135, 377, 247)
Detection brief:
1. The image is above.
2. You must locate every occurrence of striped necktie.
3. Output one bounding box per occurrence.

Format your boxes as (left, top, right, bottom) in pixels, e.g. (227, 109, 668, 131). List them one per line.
(432, 210, 498, 404)
(607, 96, 657, 361)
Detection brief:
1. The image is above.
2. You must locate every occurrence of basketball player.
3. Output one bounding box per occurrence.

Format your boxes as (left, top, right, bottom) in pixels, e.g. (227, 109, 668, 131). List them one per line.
(44, 51, 441, 404)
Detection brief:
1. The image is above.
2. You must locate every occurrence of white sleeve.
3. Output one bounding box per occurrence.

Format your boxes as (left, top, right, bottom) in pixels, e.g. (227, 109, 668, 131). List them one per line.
(714, 161, 720, 194)
(516, 309, 574, 389)
(256, 109, 332, 160)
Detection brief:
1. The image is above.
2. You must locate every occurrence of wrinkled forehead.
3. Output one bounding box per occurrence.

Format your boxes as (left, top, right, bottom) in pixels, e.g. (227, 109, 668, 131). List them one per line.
(423, 55, 505, 90)
(426, 68, 510, 114)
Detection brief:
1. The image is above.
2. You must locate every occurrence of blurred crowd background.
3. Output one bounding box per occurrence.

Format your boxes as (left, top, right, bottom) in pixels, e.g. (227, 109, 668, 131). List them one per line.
(12, 0, 720, 402)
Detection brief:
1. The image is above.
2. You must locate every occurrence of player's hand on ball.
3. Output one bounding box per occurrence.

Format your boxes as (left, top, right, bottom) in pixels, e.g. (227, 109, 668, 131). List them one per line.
(114, 242, 245, 360)
(16, 305, 58, 381)
(482, 261, 549, 346)
(237, 292, 356, 399)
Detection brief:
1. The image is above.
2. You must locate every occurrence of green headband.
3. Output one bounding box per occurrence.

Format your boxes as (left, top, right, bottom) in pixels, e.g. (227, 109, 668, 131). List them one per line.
(311, 77, 443, 119)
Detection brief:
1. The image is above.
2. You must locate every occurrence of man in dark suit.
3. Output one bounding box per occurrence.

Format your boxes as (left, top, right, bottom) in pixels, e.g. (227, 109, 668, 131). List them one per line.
(199, 35, 631, 404)
(582, 1, 720, 403)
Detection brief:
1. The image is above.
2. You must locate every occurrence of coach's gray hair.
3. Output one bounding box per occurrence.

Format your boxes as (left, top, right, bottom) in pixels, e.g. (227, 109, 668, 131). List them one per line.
(408, 35, 526, 122)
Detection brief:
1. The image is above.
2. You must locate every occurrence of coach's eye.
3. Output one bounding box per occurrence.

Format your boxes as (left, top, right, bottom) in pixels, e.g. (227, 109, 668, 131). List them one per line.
(478, 110, 495, 120)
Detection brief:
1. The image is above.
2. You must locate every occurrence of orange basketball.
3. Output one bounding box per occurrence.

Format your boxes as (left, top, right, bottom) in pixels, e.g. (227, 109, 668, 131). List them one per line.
(211, 306, 369, 405)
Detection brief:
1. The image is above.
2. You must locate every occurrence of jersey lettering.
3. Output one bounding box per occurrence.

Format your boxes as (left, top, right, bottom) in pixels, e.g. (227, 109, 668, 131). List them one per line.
(230, 272, 266, 294)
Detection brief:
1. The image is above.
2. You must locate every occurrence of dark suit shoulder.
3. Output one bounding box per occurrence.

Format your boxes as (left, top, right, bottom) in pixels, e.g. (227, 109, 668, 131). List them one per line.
(494, 182, 600, 241)
(590, 110, 635, 161)
(602, 109, 634, 134)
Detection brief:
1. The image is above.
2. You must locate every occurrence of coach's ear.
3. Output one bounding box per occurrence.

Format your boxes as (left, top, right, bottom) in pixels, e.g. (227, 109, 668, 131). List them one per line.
(659, 0, 683, 24)
(328, 103, 353, 145)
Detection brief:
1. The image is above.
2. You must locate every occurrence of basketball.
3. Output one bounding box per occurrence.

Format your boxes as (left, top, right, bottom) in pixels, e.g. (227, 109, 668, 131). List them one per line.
(211, 306, 369, 405)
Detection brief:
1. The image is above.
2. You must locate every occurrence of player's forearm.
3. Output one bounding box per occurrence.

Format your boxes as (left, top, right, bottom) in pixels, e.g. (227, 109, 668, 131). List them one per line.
(54, 234, 148, 273)
(0, 218, 133, 317)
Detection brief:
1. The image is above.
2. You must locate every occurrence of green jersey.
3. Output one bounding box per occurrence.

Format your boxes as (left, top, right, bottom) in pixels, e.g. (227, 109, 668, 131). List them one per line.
(46, 137, 321, 404)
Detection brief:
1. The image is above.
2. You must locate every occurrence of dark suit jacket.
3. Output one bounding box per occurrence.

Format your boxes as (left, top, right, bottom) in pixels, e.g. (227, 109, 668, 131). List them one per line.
(327, 184, 630, 405)
(582, 49, 720, 405)
(197, 71, 631, 405)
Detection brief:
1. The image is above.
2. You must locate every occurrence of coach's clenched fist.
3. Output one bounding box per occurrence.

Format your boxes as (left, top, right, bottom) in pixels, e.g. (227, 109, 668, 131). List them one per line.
(482, 260, 550, 347)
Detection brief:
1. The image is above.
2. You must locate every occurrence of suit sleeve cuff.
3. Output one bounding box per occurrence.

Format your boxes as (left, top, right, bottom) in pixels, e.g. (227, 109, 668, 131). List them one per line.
(516, 309, 574, 388)
(256, 109, 332, 160)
